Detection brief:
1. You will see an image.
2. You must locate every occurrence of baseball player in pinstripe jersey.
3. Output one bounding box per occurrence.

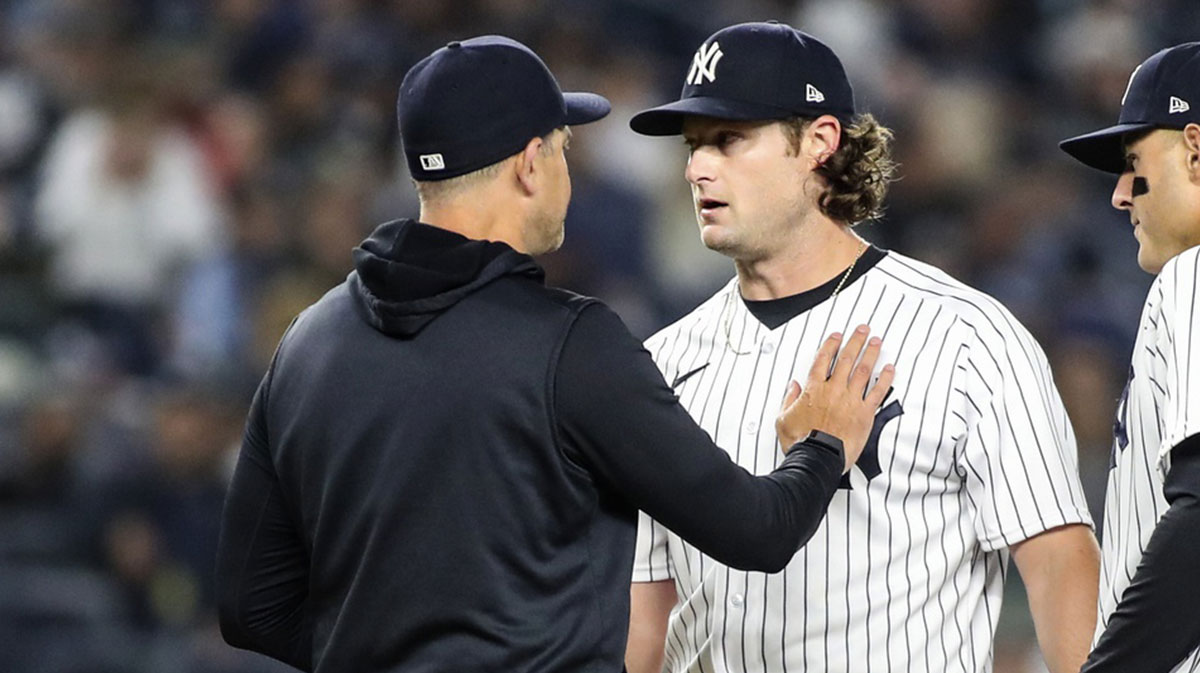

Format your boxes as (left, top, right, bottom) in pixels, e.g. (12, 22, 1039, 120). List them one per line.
(624, 22, 1101, 673)
(1061, 43, 1200, 672)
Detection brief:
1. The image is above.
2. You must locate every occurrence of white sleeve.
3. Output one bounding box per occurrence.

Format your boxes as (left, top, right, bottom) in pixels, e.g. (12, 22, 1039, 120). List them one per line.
(632, 510, 673, 582)
(1158, 247, 1200, 461)
(631, 330, 681, 583)
(956, 320, 1093, 551)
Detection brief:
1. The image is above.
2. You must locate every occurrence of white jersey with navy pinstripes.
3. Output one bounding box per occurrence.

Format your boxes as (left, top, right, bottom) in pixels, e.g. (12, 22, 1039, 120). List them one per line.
(633, 250, 1092, 673)
(1101, 245, 1200, 672)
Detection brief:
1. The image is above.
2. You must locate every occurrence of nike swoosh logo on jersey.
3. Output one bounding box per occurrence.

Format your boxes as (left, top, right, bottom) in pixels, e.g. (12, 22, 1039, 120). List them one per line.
(671, 364, 710, 389)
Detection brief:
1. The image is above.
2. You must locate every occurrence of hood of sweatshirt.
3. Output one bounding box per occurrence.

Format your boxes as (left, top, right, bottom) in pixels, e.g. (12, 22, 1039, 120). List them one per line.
(349, 219, 544, 337)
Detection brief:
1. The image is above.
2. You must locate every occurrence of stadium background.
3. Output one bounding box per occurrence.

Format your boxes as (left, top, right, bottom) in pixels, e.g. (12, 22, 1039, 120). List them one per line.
(0, 0, 1195, 671)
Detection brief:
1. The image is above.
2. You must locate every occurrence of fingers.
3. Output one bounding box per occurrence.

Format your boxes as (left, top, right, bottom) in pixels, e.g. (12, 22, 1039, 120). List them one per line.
(850, 336, 883, 395)
(864, 364, 896, 409)
(806, 332, 842, 387)
(831, 324, 871, 382)
(780, 380, 801, 411)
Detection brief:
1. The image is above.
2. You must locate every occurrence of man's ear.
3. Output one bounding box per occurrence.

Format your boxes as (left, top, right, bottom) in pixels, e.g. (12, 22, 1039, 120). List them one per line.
(514, 136, 544, 195)
(1184, 123, 1200, 184)
(806, 114, 843, 168)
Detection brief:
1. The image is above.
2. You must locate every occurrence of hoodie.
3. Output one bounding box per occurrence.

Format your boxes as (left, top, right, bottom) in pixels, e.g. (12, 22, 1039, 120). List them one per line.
(216, 219, 844, 673)
(349, 219, 542, 336)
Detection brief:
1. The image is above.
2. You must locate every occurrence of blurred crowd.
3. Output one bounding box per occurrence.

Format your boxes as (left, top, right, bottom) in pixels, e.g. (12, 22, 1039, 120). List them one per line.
(0, 0, 1196, 671)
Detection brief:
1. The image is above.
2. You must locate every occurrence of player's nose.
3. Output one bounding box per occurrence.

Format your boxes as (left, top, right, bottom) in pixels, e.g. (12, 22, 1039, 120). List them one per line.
(1111, 172, 1134, 212)
(685, 147, 717, 185)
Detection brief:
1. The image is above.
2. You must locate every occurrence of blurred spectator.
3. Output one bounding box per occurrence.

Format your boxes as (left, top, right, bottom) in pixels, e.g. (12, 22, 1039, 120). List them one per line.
(98, 387, 238, 631)
(33, 53, 227, 375)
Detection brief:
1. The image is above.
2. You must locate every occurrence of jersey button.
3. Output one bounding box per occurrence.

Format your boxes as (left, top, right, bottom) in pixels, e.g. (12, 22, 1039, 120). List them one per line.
(730, 594, 744, 607)
(745, 420, 758, 434)
(761, 341, 775, 354)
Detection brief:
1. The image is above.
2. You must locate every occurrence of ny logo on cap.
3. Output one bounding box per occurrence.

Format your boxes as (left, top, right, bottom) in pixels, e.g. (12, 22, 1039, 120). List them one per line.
(687, 42, 723, 86)
(1121, 64, 1142, 106)
(1170, 96, 1191, 114)
(420, 153, 446, 171)
(806, 84, 825, 103)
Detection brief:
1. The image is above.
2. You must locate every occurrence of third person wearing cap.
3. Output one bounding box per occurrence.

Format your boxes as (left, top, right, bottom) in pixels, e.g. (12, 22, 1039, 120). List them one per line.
(625, 21, 1100, 673)
(1061, 42, 1200, 673)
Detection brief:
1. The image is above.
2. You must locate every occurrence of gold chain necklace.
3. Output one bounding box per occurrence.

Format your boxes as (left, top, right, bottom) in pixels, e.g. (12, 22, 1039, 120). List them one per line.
(722, 242, 868, 355)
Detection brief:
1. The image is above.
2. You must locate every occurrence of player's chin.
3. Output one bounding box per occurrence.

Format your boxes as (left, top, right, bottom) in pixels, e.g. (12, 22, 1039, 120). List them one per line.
(1136, 244, 1166, 275)
(699, 223, 735, 251)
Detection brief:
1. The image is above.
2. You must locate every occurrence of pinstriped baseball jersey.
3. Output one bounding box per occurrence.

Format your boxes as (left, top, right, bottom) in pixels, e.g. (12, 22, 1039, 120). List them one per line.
(633, 250, 1092, 673)
(1101, 245, 1200, 672)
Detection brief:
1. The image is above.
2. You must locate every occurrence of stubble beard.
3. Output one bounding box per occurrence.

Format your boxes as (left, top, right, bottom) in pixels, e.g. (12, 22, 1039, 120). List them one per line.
(527, 207, 566, 256)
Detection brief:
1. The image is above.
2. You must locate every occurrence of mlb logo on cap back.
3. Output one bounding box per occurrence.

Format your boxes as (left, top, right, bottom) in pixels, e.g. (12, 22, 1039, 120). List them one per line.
(629, 21, 856, 136)
(1061, 42, 1200, 173)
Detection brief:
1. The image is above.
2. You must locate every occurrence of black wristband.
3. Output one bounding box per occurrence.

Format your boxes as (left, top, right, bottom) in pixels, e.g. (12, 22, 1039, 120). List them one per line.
(804, 429, 844, 455)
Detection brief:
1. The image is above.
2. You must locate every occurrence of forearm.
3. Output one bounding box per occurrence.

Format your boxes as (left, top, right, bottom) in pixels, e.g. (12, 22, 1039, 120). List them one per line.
(216, 436, 313, 670)
(626, 580, 676, 673)
(556, 303, 844, 572)
(1083, 434, 1200, 672)
(1013, 524, 1100, 673)
(1082, 495, 1200, 672)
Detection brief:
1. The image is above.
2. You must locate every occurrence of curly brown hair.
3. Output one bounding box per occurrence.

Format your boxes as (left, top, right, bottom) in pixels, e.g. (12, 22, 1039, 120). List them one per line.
(782, 113, 898, 225)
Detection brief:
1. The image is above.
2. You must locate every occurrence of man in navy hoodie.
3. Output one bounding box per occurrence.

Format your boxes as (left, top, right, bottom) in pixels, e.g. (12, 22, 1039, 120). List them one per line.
(215, 35, 893, 673)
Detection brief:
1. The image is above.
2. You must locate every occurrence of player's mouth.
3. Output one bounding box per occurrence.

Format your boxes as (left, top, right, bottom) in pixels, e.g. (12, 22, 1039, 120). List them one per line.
(697, 198, 728, 217)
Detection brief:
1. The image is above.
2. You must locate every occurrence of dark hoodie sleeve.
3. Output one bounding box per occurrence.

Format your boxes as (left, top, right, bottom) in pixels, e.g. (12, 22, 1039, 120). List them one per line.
(216, 364, 313, 671)
(554, 302, 844, 573)
(1081, 433, 1200, 673)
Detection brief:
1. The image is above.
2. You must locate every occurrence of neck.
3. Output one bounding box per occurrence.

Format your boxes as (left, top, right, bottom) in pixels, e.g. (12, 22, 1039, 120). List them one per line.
(733, 216, 864, 301)
(419, 191, 529, 253)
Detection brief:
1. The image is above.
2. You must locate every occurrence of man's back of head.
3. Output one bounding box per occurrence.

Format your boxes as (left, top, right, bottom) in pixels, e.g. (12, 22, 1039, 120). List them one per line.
(397, 36, 609, 255)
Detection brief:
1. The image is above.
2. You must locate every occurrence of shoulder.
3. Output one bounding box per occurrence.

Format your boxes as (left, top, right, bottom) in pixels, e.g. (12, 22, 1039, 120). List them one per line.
(1162, 244, 1200, 277)
(875, 252, 1040, 343)
(1140, 245, 1200, 338)
(643, 279, 734, 352)
(1152, 245, 1200, 305)
(538, 285, 603, 317)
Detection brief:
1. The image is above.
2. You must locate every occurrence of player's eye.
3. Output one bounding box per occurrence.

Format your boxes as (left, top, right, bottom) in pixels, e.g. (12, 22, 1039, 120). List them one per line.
(1123, 154, 1137, 173)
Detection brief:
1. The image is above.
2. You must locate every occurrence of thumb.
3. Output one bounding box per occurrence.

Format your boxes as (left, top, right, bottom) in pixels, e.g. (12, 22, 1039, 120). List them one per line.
(780, 380, 802, 411)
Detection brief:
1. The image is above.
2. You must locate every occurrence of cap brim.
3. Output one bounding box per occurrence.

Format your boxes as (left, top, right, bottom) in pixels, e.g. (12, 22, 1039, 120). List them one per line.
(564, 92, 611, 125)
(629, 96, 804, 136)
(1059, 122, 1157, 174)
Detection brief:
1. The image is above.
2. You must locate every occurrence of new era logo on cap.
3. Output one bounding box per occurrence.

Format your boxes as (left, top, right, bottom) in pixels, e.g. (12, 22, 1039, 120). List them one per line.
(806, 84, 825, 103)
(1170, 96, 1191, 114)
(687, 42, 723, 86)
(419, 153, 446, 171)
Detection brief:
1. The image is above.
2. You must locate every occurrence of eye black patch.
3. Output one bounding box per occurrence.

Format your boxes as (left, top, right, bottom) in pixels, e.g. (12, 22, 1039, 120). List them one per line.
(1132, 177, 1150, 197)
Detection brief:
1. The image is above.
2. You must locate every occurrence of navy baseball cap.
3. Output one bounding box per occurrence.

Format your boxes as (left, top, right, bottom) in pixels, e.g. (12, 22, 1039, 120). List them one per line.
(630, 21, 855, 136)
(1060, 42, 1200, 174)
(398, 36, 610, 181)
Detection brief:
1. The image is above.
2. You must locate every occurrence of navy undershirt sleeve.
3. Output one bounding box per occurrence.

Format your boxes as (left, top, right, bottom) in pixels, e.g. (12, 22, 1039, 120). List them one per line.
(1082, 432, 1200, 672)
(554, 302, 844, 573)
